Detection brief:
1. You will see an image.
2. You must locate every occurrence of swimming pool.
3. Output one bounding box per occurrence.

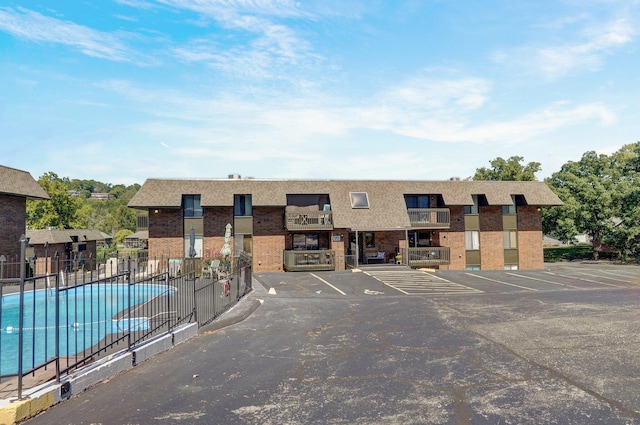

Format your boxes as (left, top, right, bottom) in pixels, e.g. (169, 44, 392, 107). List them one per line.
(0, 283, 176, 376)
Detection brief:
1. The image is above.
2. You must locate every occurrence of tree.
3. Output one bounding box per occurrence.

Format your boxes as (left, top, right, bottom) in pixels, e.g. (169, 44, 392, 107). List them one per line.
(114, 229, 133, 246)
(604, 142, 640, 259)
(26, 172, 142, 235)
(544, 151, 618, 260)
(27, 172, 83, 229)
(473, 156, 541, 181)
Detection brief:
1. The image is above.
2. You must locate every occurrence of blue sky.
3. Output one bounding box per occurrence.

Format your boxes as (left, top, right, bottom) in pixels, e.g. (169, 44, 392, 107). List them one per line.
(1, 1, 638, 185)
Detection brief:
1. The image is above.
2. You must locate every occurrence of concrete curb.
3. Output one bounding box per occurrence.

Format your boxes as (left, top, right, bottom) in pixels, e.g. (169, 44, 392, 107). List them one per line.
(0, 284, 261, 424)
(201, 298, 263, 332)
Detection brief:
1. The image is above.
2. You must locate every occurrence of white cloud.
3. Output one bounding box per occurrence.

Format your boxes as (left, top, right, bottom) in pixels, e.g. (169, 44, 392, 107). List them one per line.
(494, 17, 635, 79)
(99, 70, 617, 157)
(455, 102, 616, 144)
(0, 7, 137, 62)
(154, 0, 306, 19)
(379, 76, 492, 112)
(172, 21, 319, 81)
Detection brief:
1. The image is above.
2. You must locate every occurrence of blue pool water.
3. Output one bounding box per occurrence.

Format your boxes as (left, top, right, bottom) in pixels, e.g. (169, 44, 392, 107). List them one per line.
(0, 283, 175, 375)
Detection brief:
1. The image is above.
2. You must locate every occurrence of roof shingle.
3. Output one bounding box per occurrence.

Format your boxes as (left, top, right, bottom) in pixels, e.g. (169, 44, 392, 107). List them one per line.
(0, 165, 49, 200)
(129, 178, 562, 230)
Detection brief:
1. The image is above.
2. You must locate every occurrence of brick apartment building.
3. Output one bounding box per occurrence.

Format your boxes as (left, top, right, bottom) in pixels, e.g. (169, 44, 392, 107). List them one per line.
(128, 177, 562, 273)
(0, 165, 49, 269)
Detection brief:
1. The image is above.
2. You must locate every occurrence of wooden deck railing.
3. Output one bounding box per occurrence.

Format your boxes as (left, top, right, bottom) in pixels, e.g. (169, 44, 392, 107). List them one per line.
(283, 250, 336, 271)
(407, 208, 450, 228)
(400, 247, 451, 267)
(285, 211, 333, 231)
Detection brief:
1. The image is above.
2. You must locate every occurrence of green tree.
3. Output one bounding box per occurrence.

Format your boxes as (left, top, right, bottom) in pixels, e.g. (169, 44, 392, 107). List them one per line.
(27, 172, 83, 229)
(605, 142, 640, 259)
(544, 151, 618, 260)
(114, 229, 133, 246)
(473, 156, 541, 181)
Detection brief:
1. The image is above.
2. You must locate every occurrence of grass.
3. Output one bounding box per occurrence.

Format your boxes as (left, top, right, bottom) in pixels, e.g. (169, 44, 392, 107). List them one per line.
(543, 244, 623, 262)
(544, 244, 593, 262)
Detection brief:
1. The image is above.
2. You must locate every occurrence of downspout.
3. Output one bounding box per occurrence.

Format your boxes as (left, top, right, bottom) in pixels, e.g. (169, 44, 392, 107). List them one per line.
(355, 231, 359, 266)
(405, 228, 409, 266)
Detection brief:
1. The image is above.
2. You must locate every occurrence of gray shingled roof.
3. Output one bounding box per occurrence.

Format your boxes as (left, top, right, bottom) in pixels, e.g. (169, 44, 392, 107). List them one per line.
(129, 178, 563, 230)
(0, 165, 49, 200)
(26, 229, 105, 245)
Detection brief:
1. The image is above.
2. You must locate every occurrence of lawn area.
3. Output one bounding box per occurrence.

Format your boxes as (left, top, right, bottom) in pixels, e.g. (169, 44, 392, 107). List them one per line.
(544, 244, 593, 262)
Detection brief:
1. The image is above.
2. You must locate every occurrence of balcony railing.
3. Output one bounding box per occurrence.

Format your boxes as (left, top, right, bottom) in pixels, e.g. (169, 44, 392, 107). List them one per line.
(400, 247, 451, 267)
(283, 250, 336, 272)
(285, 211, 333, 231)
(407, 208, 450, 228)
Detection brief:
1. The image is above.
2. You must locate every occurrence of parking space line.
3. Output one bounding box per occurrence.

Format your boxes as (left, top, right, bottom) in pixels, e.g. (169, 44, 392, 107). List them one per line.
(506, 272, 579, 289)
(596, 270, 640, 284)
(544, 272, 626, 288)
(465, 273, 538, 291)
(310, 273, 347, 295)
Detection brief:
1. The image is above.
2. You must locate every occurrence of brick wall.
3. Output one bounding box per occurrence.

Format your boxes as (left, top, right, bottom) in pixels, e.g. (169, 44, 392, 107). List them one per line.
(253, 207, 287, 272)
(254, 235, 285, 272)
(373, 230, 404, 263)
(518, 206, 544, 269)
(203, 207, 233, 258)
(440, 206, 466, 270)
(0, 194, 26, 260)
(148, 208, 183, 259)
(479, 206, 505, 270)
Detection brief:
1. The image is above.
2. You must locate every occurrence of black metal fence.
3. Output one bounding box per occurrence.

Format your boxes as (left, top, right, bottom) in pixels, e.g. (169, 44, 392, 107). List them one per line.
(0, 251, 253, 399)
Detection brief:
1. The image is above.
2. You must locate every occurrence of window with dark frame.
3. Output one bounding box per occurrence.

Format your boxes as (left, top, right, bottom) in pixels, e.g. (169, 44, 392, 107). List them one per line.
(234, 194, 253, 216)
(293, 234, 319, 250)
(464, 195, 479, 215)
(183, 195, 202, 217)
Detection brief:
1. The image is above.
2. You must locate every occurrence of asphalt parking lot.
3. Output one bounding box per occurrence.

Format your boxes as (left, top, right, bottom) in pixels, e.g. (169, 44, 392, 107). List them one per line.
(254, 261, 640, 298)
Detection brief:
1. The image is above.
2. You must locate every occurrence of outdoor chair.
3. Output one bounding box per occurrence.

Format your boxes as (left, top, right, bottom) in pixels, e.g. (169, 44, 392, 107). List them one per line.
(211, 259, 222, 279)
(201, 261, 212, 278)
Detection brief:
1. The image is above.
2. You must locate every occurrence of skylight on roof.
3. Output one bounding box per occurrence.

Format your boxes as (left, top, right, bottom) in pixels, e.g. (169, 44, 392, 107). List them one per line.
(349, 192, 370, 209)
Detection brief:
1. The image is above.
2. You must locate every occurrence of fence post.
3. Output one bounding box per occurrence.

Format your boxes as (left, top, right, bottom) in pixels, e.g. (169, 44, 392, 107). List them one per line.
(54, 251, 61, 383)
(17, 234, 29, 399)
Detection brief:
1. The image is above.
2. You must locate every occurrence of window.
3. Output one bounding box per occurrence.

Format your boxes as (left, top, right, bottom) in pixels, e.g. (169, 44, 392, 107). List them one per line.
(293, 234, 318, 250)
(405, 195, 430, 209)
(234, 194, 252, 216)
(408, 231, 433, 247)
(349, 192, 370, 209)
(183, 195, 202, 217)
(465, 230, 480, 250)
(464, 195, 479, 215)
(364, 232, 375, 248)
(504, 264, 518, 270)
(502, 195, 517, 215)
(504, 230, 517, 249)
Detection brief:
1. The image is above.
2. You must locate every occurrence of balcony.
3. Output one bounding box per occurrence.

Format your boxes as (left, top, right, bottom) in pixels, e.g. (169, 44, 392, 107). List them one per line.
(407, 208, 450, 228)
(285, 209, 333, 231)
(283, 250, 336, 272)
(400, 247, 451, 267)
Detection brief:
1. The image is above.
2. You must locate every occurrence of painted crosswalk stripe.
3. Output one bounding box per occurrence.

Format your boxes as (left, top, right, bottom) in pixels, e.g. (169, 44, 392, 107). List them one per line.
(365, 270, 482, 295)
